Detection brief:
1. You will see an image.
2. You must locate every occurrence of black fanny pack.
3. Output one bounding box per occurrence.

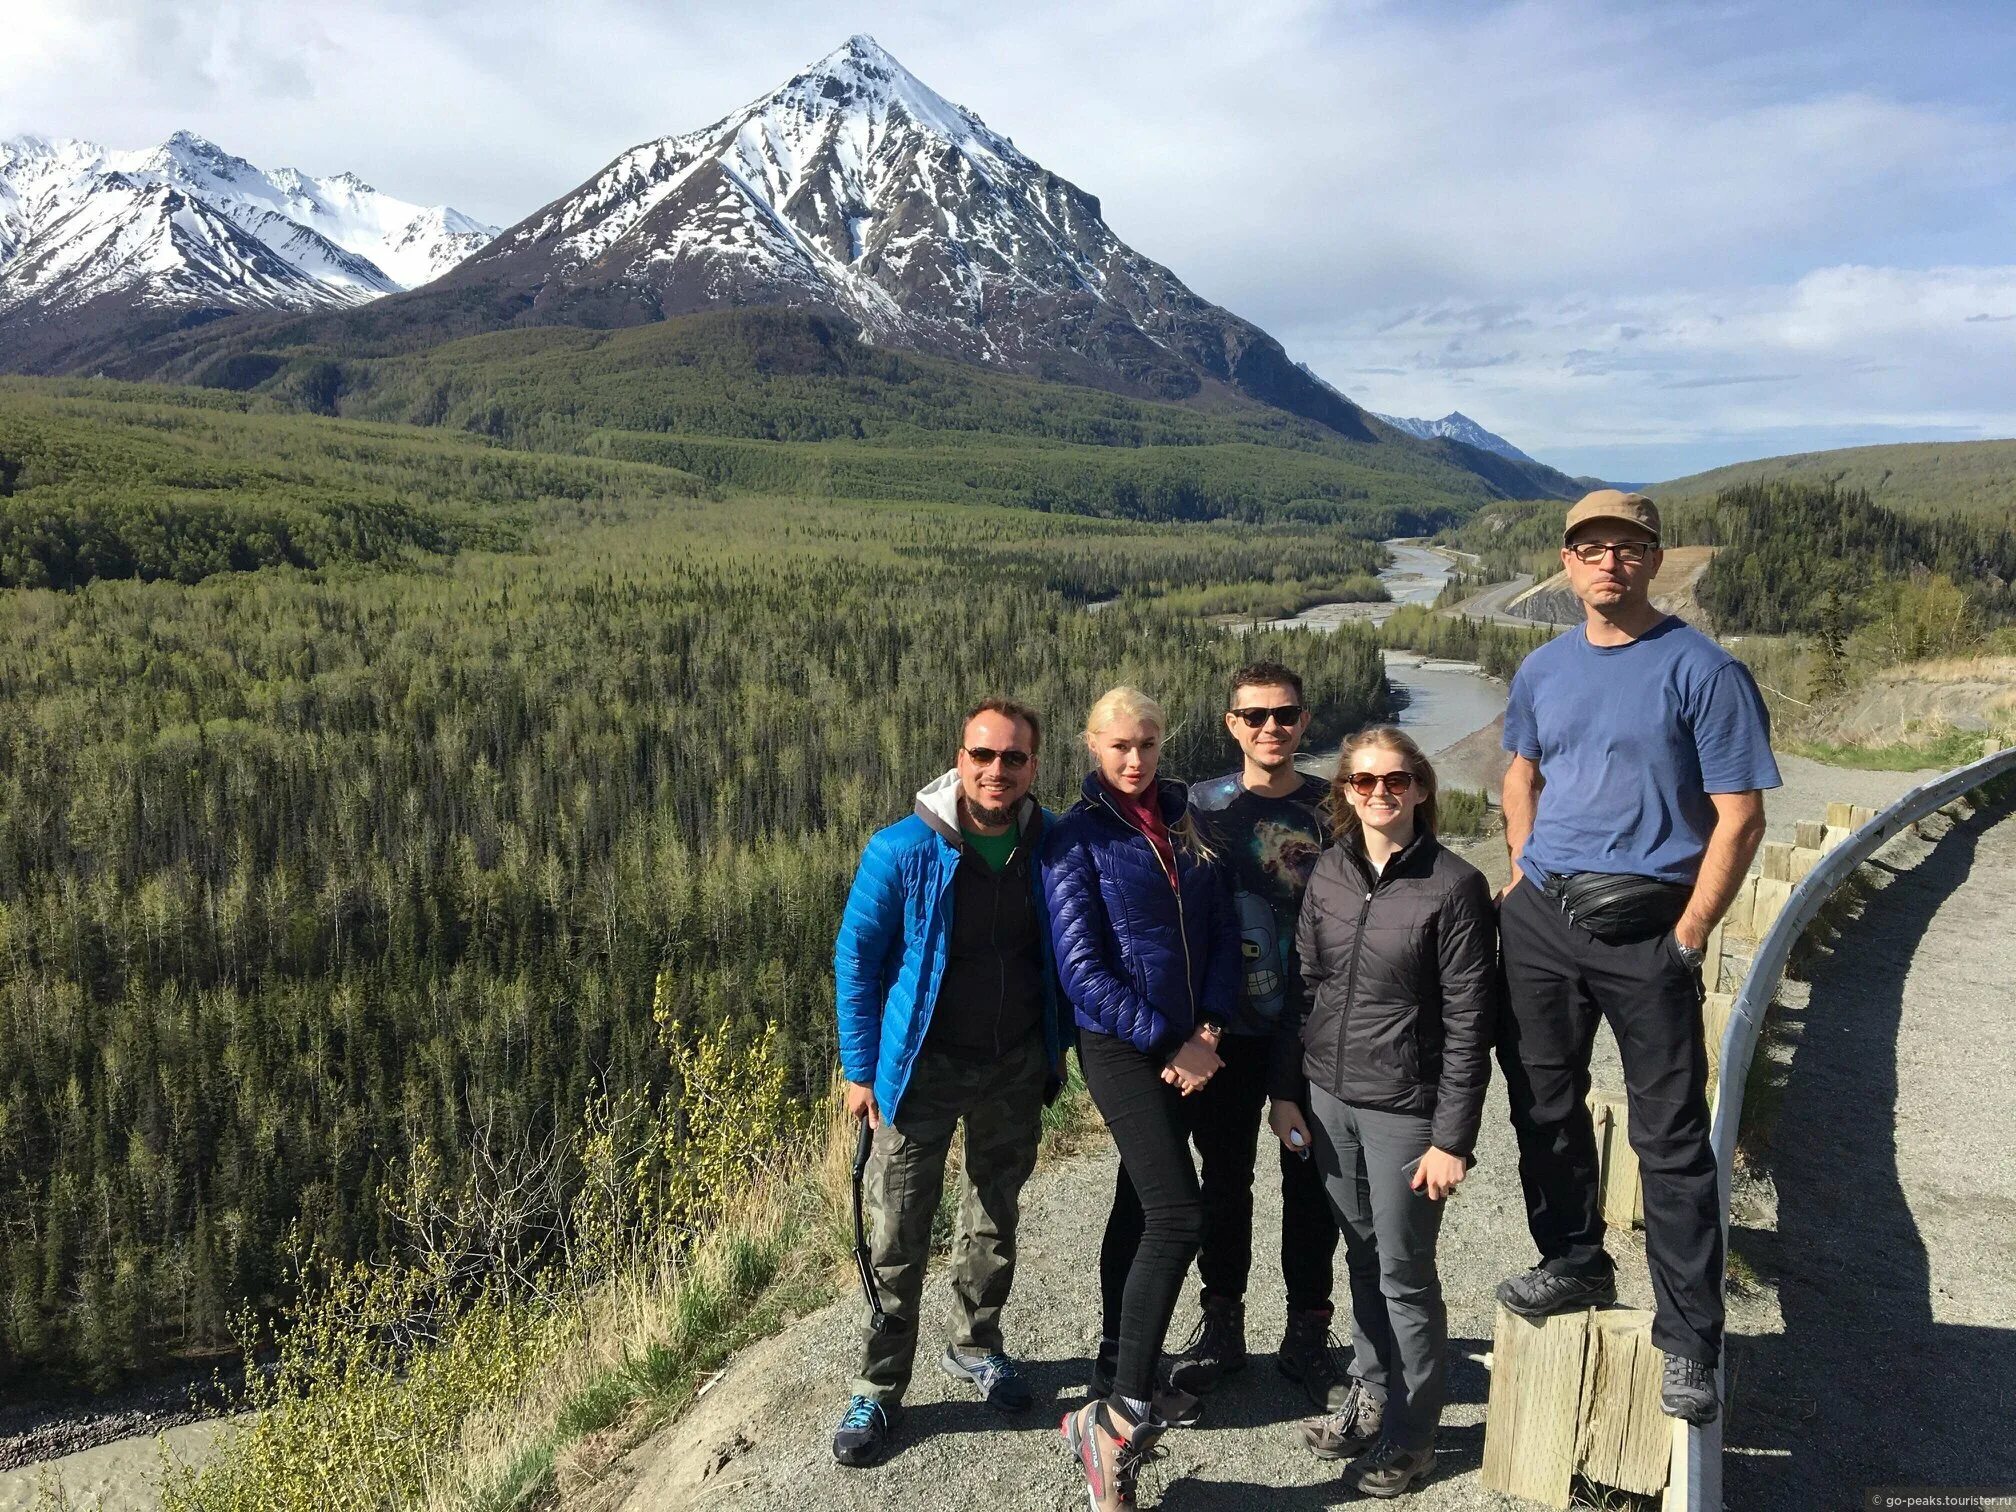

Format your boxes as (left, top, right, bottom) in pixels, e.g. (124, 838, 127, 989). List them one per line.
(1542, 871, 1690, 943)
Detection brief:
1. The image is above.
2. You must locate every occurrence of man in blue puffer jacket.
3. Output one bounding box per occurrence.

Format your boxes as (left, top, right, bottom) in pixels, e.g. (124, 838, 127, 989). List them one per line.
(829, 697, 1070, 1467)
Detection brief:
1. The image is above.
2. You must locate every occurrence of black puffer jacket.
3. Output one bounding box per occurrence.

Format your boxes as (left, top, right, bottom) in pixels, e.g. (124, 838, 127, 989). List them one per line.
(1273, 830, 1498, 1157)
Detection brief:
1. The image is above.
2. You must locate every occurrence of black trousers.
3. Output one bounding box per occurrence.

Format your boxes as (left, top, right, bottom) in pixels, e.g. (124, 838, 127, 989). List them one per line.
(1099, 1032, 1339, 1338)
(1079, 1029, 1204, 1403)
(1497, 878, 1724, 1364)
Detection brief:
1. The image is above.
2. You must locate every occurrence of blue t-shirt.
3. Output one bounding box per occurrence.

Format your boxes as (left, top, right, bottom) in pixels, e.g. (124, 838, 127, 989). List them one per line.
(1503, 617, 1781, 886)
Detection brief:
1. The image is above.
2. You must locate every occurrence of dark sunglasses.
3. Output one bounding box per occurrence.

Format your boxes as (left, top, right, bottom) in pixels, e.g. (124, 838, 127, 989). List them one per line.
(1230, 704, 1305, 729)
(963, 746, 1032, 770)
(1568, 539, 1657, 565)
(1345, 770, 1415, 796)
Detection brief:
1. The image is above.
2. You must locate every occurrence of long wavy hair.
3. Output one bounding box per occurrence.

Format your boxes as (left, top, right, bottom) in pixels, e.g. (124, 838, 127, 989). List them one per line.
(1328, 725, 1439, 844)
(1083, 685, 1214, 861)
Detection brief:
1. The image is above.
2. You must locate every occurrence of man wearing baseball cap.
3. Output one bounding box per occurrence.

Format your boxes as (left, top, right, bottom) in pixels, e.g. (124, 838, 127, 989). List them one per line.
(1494, 490, 1779, 1424)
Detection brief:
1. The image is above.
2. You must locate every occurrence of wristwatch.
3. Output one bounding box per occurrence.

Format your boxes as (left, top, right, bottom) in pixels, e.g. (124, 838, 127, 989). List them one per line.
(1671, 936, 1705, 970)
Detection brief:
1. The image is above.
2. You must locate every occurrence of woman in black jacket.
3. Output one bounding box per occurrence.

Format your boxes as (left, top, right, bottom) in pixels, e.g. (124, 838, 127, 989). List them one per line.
(1268, 726, 1496, 1498)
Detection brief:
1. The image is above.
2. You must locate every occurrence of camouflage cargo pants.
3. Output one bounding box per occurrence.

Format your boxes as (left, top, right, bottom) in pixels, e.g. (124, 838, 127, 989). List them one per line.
(852, 1034, 1049, 1403)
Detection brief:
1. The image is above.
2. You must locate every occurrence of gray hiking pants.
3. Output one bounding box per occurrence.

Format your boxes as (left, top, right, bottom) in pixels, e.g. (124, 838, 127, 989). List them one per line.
(852, 1036, 1048, 1403)
(1306, 1084, 1448, 1449)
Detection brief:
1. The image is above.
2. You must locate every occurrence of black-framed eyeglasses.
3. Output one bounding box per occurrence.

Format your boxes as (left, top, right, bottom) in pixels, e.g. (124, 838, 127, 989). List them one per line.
(1345, 770, 1415, 796)
(963, 746, 1032, 770)
(1230, 704, 1305, 729)
(1568, 540, 1658, 565)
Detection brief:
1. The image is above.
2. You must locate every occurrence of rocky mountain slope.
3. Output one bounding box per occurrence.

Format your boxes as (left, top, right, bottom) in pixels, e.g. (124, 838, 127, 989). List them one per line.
(0, 131, 495, 368)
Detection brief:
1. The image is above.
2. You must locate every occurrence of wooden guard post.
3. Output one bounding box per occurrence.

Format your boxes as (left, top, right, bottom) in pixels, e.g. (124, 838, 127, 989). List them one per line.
(1484, 1305, 1673, 1506)
(1587, 1091, 1642, 1228)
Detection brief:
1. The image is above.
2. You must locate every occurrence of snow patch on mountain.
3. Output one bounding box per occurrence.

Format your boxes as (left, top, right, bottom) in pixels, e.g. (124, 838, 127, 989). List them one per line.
(0, 131, 498, 318)
(1372, 408, 1539, 464)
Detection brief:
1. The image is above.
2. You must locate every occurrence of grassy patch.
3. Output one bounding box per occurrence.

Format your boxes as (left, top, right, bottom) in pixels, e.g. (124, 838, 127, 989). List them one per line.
(1782, 728, 1997, 771)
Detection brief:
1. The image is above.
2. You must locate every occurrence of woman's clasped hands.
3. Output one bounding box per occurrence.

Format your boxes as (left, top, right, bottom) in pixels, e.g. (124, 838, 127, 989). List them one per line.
(1160, 1022, 1223, 1095)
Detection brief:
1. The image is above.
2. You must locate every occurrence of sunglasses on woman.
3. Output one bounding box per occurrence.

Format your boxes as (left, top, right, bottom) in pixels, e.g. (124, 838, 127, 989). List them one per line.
(1230, 704, 1305, 729)
(963, 746, 1032, 770)
(1345, 770, 1415, 795)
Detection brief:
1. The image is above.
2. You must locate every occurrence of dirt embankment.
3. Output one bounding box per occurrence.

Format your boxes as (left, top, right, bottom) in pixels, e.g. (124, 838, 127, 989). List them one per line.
(1804, 656, 2016, 746)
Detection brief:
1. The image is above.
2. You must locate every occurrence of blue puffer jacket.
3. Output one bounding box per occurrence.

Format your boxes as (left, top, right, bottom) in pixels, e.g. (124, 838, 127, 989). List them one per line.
(1043, 773, 1241, 1059)
(833, 771, 1068, 1122)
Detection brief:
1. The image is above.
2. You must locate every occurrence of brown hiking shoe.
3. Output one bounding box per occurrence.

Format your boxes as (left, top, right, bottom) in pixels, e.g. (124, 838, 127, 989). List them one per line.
(1299, 1379, 1384, 1460)
(1278, 1307, 1350, 1411)
(1349, 1437, 1435, 1498)
(1061, 1398, 1168, 1511)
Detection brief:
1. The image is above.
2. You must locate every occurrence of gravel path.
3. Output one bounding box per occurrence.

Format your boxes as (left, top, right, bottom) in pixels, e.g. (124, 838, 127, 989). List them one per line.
(1723, 797, 2016, 1507)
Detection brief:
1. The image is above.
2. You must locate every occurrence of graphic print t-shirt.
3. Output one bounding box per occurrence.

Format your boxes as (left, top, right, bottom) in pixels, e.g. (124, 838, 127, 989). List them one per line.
(1190, 771, 1328, 1037)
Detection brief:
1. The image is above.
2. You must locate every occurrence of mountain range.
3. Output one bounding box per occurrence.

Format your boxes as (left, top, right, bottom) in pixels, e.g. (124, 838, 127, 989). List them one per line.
(0, 37, 1580, 502)
(0, 131, 496, 368)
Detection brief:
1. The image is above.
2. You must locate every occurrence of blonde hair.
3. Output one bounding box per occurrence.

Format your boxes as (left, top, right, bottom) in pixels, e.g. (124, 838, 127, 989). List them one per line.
(1328, 725, 1439, 843)
(1082, 685, 1214, 861)
(1083, 685, 1166, 743)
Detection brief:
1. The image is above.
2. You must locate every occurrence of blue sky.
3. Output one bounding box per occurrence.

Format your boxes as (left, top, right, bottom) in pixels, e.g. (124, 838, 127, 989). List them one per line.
(6, 0, 2013, 479)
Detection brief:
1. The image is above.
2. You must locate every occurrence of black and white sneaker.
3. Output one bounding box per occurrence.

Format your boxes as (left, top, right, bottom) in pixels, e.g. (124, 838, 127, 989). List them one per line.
(1660, 1354, 1720, 1424)
(1494, 1265, 1617, 1319)
(832, 1394, 898, 1466)
(940, 1346, 1034, 1412)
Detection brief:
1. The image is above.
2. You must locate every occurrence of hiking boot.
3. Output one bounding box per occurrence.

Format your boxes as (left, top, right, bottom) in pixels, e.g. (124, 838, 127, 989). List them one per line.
(1299, 1379, 1385, 1460)
(1494, 1265, 1616, 1319)
(1278, 1307, 1351, 1411)
(1061, 1397, 1169, 1511)
(940, 1345, 1034, 1413)
(1349, 1436, 1435, 1498)
(1661, 1353, 1720, 1424)
(1087, 1340, 1201, 1425)
(1165, 1291, 1246, 1394)
(831, 1394, 898, 1466)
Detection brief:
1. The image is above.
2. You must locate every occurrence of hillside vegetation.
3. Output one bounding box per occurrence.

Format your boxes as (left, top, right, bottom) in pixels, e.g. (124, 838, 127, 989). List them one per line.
(0, 379, 703, 589)
(1655, 436, 2016, 520)
(148, 309, 1573, 522)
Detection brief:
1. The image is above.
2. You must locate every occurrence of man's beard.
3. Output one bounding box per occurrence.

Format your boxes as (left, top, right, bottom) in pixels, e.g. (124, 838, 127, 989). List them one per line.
(1251, 749, 1294, 772)
(967, 796, 1015, 828)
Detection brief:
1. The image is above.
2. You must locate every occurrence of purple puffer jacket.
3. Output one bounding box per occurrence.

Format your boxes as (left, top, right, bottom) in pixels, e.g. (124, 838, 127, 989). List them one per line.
(1042, 773, 1240, 1059)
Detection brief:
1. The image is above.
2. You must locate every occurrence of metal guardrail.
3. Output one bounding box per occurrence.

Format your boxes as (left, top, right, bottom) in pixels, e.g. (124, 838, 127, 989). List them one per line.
(1677, 744, 2016, 1510)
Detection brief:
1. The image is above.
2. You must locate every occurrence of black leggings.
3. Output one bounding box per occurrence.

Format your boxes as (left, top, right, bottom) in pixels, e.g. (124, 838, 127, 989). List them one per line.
(1079, 1029, 1204, 1403)
(1100, 1031, 1339, 1332)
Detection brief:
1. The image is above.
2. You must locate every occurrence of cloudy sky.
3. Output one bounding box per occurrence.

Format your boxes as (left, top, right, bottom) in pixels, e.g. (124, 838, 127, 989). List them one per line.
(6, 0, 2013, 478)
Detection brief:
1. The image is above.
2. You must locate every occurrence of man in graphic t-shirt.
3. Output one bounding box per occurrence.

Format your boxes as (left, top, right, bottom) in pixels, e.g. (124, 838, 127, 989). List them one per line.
(1170, 660, 1347, 1411)
(1496, 491, 1780, 1426)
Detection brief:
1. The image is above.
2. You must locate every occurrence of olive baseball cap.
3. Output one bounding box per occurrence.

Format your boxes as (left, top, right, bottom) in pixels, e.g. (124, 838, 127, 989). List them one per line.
(1562, 489, 1661, 544)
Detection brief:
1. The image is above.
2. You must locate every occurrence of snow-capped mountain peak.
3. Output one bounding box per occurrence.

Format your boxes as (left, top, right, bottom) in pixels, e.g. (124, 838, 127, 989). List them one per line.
(444, 32, 1374, 433)
(0, 129, 499, 326)
(1371, 408, 1539, 465)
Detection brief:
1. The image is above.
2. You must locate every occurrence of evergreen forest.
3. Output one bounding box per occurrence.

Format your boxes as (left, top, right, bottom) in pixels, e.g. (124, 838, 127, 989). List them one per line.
(0, 376, 1396, 1389)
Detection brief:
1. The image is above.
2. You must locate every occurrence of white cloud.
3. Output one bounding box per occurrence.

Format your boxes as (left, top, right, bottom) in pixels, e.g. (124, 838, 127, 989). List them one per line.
(2, 0, 2012, 473)
(1302, 264, 2016, 477)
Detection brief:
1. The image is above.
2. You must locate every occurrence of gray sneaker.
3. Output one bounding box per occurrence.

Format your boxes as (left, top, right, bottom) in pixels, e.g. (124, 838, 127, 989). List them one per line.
(1494, 1265, 1617, 1318)
(940, 1345, 1033, 1412)
(1350, 1437, 1435, 1498)
(1299, 1379, 1385, 1460)
(1660, 1354, 1720, 1424)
